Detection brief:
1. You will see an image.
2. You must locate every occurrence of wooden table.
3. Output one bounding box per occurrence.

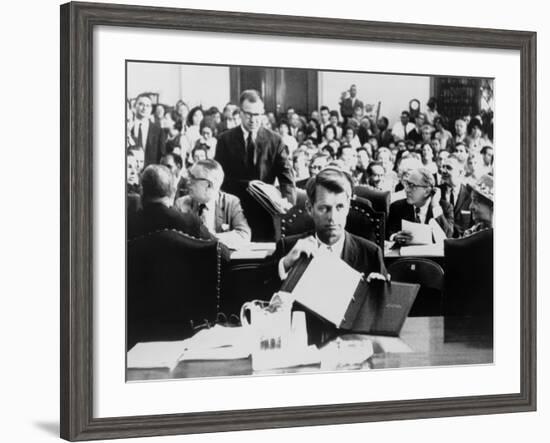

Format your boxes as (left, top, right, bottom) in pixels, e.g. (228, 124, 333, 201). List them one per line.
(127, 316, 493, 381)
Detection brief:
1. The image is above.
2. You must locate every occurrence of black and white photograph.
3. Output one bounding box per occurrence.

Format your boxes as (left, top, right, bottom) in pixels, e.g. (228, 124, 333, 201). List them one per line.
(125, 61, 495, 380)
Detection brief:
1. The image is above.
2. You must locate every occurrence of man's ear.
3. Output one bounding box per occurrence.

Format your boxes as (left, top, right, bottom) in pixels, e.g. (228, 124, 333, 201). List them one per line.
(305, 200, 312, 216)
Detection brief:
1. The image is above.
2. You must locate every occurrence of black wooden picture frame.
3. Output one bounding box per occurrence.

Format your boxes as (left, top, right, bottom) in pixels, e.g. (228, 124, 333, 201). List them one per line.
(60, 1, 537, 440)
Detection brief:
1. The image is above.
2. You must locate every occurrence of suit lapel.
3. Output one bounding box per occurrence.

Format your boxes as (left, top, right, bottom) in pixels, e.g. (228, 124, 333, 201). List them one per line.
(456, 184, 468, 210)
(341, 232, 357, 267)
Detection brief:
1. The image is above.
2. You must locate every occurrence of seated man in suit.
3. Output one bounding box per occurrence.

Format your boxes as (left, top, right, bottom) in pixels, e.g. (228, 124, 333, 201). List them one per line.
(438, 154, 472, 237)
(127, 164, 213, 241)
(388, 167, 454, 244)
(274, 167, 387, 281)
(273, 168, 387, 344)
(174, 159, 251, 248)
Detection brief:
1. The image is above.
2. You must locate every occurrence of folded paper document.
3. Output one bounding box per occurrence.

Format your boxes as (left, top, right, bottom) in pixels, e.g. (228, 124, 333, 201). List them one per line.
(247, 180, 292, 215)
(283, 254, 420, 336)
(402, 219, 433, 245)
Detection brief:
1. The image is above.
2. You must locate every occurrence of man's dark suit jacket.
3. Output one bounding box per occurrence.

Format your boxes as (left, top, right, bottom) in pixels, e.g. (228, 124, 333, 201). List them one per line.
(132, 121, 166, 167)
(127, 202, 213, 240)
(340, 98, 364, 119)
(387, 198, 454, 239)
(438, 183, 472, 237)
(215, 126, 296, 203)
(272, 231, 387, 345)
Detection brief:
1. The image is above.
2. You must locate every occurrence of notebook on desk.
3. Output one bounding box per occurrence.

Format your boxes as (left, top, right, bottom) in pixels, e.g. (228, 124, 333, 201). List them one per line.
(282, 254, 420, 336)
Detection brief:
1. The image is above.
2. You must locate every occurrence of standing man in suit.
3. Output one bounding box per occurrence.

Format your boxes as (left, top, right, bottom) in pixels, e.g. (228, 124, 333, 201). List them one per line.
(174, 159, 251, 249)
(215, 89, 296, 240)
(339, 84, 364, 126)
(388, 167, 454, 243)
(131, 93, 166, 166)
(439, 154, 472, 237)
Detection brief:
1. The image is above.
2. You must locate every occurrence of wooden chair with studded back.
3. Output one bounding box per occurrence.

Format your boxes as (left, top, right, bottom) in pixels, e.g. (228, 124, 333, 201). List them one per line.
(387, 258, 445, 316)
(443, 229, 494, 343)
(273, 196, 385, 250)
(127, 229, 230, 350)
(353, 185, 391, 218)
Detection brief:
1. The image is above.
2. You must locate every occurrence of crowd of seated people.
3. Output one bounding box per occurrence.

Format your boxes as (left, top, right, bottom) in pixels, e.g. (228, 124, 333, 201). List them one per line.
(126, 84, 494, 247)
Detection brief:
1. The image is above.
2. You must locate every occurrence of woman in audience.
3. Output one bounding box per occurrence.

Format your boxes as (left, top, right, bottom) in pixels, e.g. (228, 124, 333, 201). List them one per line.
(421, 143, 438, 174)
(196, 119, 218, 158)
(464, 174, 493, 237)
(278, 120, 298, 155)
(433, 116, 452, 151)
(185, 106, 204, 148)
(342, 126, 361, 149)
(172, 100, 189, 132)
(467, 118, 492, 153)
(319, 125, 338, 150)
(305, 118, 322, 144)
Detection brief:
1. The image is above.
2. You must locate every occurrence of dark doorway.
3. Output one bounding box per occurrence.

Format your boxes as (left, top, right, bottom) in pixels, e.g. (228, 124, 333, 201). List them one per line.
(230, 66, 318, 119)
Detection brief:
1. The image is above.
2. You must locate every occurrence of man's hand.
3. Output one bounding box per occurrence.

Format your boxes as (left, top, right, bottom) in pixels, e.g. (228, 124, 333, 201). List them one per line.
(282, 236, 318, 272)
(366, 272, 389, 283)
(394, 230, 413, 246)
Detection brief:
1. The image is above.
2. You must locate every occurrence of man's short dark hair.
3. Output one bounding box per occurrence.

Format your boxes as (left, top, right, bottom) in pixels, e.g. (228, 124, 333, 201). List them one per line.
(320, 106, 330, 113)
(401, 110, 410, 117)
(136, 92, 152, 103)
(480, 145, 493, 155)
(306, 167, 353, 204)
(140, 165, 175, 202)
(127, 145, 144, 156)
(192, 144, 209, 158)
(329, 110, 339, 118)
(337, 144, 353, 159)
(323, 124, 337, 137)
(239, 89, 263, 105)
(366, 160, 384, 176)
(161, 152, 183, 170)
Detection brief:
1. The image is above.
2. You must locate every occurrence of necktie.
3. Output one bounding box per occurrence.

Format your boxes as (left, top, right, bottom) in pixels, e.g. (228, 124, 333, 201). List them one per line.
(246, 132, 255, 169)
(137, 122, 143, 147)
(403, 124, 408, 140)
(450, 189, 455, 206)
(414, 206, 421, 223)
(198, 203, 208, 223)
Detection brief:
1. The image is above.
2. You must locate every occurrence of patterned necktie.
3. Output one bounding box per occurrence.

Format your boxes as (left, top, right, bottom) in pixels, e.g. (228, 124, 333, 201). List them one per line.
(414, 206, 421, 223)
(450, 188, 455, 206)
(246, 132, 255, 169)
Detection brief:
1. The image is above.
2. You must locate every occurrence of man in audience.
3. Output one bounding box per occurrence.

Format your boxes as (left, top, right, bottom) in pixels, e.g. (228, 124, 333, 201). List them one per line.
(363, 161, 386, 190)
(439, 154, 472, 237)
(127, 145, 145, 173)
(434, 150, 449, 186)
(406, 113, 427, 144)
(174, 159, 251, 248)
(392, 110, 416, 142)
(319, 106, 331, 132)
(127, 164, 212, 240)
(130, 93, 166, 166)
(160, 152, 188, 199)
(215, 89, 296, 240)
(336, 144, 358, 176)
(448, 118, 469, 151)
(388, 167, 454, 243)
(340, 84, 364, 124)
(375, 116, 393, 148)
(296, 152, 330, 189)
(191, 144, 209, 163)
(480, 145, 494, 173)
(354, 147, 371, 183)
(329, 110, 343, 139)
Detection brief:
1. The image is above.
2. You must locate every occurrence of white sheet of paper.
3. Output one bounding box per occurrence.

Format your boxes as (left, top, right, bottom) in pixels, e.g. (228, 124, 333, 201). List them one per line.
(127, 340, 186, 370)
(291, 254, 362, 326)
(429, 218, 447, 243)
(402, 219, 433, 245)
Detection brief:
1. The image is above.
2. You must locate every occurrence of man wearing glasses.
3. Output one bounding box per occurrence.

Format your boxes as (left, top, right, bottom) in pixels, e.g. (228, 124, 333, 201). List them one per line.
(174, 159, 251, 249)
(215, 89, 296, 240)
(387, 167, 454, 244)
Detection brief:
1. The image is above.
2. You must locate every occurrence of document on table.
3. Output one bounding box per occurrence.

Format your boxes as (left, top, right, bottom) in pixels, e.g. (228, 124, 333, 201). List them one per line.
(401, 219, 433, 245)
(127, 340, 186, 371)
